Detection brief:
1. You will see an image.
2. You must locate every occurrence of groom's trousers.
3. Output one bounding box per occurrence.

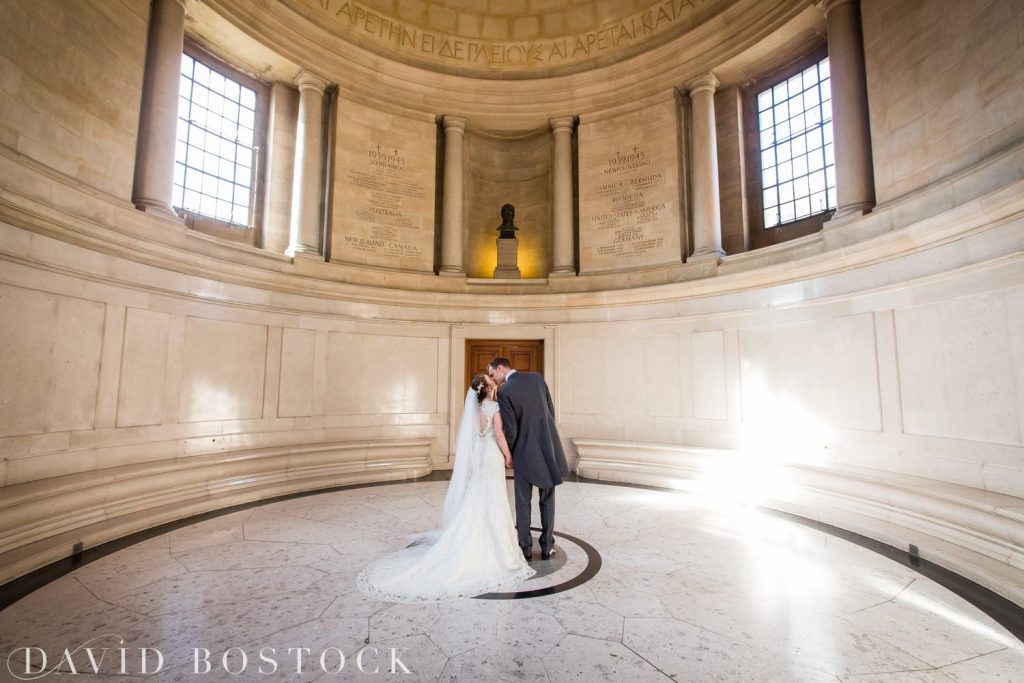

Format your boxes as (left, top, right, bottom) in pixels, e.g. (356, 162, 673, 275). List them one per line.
(514, 476, 555, 554)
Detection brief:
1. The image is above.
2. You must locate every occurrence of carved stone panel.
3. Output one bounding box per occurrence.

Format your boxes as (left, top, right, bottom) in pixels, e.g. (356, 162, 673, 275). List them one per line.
(578, 97, 683, 273)
(331, 99, 436, 272)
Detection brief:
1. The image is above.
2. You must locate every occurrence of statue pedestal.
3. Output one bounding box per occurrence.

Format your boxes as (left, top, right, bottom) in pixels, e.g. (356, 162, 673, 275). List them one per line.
(493, 236, 521, 279)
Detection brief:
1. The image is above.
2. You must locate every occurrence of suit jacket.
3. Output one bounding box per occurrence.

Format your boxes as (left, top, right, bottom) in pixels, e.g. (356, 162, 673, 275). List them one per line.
(497, 371, 570, 488)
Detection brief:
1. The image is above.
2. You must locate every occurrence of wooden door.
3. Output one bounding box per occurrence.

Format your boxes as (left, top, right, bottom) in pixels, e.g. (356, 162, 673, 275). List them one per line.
(465, 340, 544, 389)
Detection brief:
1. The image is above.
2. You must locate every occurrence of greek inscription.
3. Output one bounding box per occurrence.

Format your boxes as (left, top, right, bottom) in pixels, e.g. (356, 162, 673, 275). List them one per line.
(308, 0, 708, 70)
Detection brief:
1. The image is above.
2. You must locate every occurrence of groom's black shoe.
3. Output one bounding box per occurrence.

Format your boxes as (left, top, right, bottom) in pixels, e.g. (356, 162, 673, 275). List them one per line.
(522, 548, 532, 562)
(541, 547, 557, 560)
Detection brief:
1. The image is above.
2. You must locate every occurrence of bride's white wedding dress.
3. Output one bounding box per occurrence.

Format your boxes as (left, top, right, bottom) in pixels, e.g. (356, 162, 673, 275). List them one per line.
(356, 392, 536, 602)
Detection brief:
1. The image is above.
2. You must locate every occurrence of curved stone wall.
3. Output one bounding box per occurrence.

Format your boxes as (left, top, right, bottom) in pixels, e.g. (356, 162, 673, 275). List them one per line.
(2, 146, 1022, 594)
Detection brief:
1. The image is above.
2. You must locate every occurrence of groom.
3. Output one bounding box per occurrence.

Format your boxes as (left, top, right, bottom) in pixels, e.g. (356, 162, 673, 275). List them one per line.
(488, 357, 570, 561)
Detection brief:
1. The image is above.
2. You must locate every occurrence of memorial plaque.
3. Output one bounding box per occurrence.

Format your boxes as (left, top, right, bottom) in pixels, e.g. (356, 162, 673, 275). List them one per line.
(331, 99, 436, 271)
(578, 97, 682, 273)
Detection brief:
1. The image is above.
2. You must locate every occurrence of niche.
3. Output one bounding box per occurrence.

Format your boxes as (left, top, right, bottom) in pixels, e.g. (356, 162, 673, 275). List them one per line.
(463, 129, 553, 279)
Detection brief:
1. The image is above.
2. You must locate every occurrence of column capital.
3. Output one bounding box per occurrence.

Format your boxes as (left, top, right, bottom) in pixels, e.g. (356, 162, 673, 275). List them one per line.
(686, 71, 720, 96)
(550, 116, 575, 133)
(823, 0, 859, 17)
(294, 70, 330, 93)
(443, 116, 467, 134)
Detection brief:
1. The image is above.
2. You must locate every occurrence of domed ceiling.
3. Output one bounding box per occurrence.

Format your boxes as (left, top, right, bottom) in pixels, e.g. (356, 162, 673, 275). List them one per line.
(282, 0, 730, 77)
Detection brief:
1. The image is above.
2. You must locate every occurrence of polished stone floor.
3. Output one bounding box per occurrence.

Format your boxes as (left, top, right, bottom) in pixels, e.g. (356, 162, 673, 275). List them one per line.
(2, 479, 1022, 681)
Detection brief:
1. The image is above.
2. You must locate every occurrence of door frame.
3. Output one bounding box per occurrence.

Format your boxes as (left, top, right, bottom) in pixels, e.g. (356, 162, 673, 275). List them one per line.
(447, 324, 557, 465)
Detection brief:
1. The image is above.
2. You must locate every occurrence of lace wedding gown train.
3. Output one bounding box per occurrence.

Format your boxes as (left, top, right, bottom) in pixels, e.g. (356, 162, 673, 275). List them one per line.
(356, 397, 536, 602)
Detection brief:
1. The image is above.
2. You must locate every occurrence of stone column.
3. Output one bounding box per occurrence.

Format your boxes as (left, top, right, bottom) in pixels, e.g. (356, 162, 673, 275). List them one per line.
(688, 72, 725, 261)
(262, 82, 299, 254)
(550, 116, 576, 277)
(824, 0, 875, 222)
(440, 116, 467, 276)
(132, 0, 187, 220)
(287, 70, 329, 260)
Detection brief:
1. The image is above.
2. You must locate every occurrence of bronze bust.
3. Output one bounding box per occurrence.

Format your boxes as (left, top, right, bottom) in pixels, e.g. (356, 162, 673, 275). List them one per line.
(497, 203, 519, 239)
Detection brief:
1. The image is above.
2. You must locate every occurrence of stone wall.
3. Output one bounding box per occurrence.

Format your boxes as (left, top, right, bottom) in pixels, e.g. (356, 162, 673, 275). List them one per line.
(0, 249, 449, 486)
(556, 243, 1024, 496)
(3, 172, 1021, 492)
(0, 0, 148, 201)
(863, 0, 1024, 204)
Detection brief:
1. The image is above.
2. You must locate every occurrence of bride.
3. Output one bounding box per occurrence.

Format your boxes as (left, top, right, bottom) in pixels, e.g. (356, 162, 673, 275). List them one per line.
(356, 373, 536, 602)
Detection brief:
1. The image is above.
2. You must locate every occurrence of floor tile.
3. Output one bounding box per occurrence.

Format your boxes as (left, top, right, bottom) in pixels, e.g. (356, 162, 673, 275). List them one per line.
(2, 481, 1020, 682)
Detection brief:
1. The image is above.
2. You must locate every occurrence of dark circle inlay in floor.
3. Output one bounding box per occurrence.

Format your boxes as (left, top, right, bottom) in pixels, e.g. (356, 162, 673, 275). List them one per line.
(475, 527, 603, 600)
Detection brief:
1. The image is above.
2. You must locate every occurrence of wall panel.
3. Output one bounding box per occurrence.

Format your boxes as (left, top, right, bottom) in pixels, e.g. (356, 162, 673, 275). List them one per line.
(896, 290, 1021, 446)
(278, 327, 317, 418)
(116, 308, 170, 427)
(0, 285, 104, 436)
(324, 333, 439, 415)
(178, 318, 268, 423)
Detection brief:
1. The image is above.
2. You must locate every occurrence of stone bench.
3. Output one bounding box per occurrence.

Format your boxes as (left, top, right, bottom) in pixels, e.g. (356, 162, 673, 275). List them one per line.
(0, 438, 433, 585)
(574, 439, 1024, 608)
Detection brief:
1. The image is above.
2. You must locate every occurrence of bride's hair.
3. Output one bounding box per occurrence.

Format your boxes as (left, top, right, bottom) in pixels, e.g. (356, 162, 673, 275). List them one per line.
(470, 373, 490, 404)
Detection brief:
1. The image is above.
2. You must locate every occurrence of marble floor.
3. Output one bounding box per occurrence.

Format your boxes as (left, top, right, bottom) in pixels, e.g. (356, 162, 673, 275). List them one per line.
(2, 479, 1023, 682)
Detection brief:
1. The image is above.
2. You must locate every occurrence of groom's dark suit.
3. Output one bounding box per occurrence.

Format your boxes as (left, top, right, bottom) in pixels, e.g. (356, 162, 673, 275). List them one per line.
(497, 370, 570, 557)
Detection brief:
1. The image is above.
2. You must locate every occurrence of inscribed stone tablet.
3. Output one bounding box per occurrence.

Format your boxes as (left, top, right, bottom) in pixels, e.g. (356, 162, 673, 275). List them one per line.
(578, 98, 682, 273)
(332, 99, 436, 272)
